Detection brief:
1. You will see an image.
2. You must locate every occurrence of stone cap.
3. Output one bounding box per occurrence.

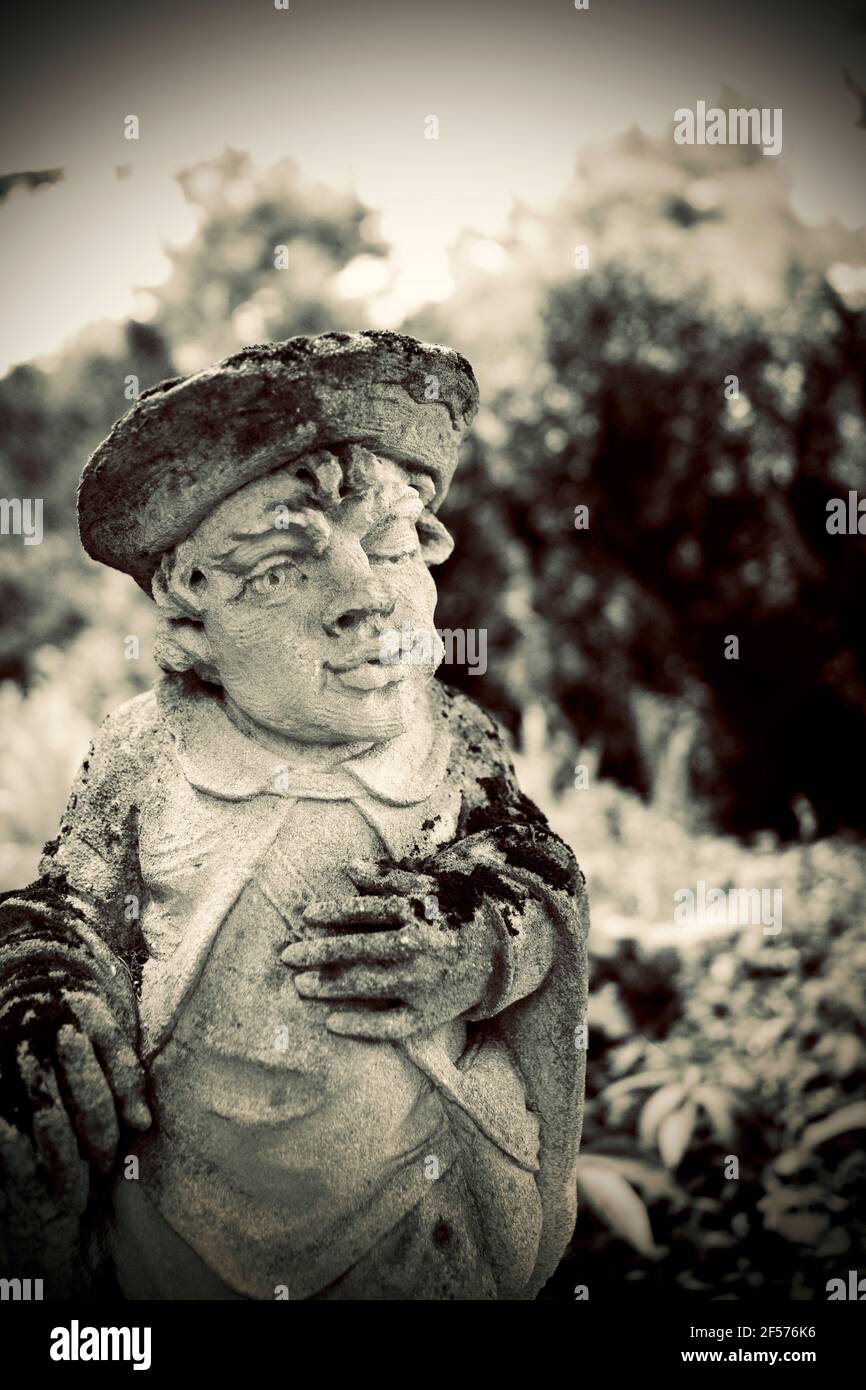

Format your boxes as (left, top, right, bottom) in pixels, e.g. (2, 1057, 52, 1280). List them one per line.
(77, 330, 479, 593)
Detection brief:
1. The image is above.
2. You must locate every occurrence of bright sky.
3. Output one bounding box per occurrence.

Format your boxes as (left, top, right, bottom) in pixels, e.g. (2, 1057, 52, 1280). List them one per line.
(1, 0, 864, 375)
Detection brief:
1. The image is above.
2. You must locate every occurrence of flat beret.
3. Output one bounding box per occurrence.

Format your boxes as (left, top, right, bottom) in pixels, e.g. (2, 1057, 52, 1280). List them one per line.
(78, 330, 479, 593)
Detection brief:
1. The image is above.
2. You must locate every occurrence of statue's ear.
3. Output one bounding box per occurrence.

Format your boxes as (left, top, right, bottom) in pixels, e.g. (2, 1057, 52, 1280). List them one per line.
(152, 558, 220, 682)
(417, 510, 454, 566)
(153, 615, 220, 682)
(152, 555, 210, 616)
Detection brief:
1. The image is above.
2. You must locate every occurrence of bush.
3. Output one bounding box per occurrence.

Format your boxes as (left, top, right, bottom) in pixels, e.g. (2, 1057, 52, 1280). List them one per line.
(533, 774, 866, 1300)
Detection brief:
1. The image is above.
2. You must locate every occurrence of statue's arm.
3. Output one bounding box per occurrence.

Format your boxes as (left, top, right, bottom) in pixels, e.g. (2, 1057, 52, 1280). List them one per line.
(437, 686, 587, 1022)
(0, 701, 151, 1042)
(0, 699, 155, 1285)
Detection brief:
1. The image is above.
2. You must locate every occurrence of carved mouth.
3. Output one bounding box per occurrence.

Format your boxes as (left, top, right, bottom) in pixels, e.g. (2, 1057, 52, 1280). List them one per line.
(325, 643, 406, 691)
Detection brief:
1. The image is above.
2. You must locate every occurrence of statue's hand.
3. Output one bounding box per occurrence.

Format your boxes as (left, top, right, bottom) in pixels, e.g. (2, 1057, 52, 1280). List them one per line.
(0, 987, 152, 1182)
(0, 985, 149, 1291)
(0, 1066, 89, 1284)
(281, 864, 498, 1039)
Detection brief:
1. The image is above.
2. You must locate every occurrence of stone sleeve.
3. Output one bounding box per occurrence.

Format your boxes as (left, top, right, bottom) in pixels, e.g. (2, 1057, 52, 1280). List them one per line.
(465, 894, 556, 1021)
(432, 681, 585, 1022)
(0, 695, 157, 1042)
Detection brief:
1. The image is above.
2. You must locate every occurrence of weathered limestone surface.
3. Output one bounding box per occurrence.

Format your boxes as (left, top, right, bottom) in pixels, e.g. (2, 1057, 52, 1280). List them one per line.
(0, 332, 588, 1300)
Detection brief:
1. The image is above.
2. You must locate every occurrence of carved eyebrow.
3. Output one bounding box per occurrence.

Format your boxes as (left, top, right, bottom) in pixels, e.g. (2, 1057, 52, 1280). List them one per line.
(204, 505, 332, 573)
(362, 492, 424, 536)
(363, 517, 422, 554)
(210, 527, 326, 576)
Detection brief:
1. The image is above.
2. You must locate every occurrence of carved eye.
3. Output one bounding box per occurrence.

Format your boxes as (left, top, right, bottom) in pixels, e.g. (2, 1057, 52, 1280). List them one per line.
(246, 562, 296, 598)
(368, 548, 417, 566)
(365, 522, 420, 566)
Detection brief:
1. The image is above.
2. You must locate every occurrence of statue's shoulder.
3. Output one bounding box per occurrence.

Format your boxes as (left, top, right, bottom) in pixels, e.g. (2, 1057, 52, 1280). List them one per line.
(83, 686, 172, 792)
(100, 685, 165, 746)
(430, 679, 514, 766)
(430, 680, 531, 819)
(431, 683, 577, 859)
(45, 688, 172, 867)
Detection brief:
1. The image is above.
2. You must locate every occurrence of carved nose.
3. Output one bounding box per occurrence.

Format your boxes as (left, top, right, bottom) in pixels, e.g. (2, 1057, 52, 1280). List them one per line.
(322, 592, 396, 638)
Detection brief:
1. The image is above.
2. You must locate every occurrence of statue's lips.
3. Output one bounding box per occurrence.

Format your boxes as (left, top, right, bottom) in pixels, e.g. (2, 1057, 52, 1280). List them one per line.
(325, 644, 407, 692)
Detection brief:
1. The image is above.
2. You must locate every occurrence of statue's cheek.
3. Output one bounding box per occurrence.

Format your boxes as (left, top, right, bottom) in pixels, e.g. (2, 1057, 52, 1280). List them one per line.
(393, 564, 437, 615)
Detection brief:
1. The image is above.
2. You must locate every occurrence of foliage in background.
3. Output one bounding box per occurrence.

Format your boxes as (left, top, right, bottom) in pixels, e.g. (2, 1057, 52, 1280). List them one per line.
(414, 129, 866, 839)
(514, 741, 866, 1300)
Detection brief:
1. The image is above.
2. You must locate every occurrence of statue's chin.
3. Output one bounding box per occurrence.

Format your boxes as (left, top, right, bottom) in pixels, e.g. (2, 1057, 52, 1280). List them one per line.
(324, 684, 413, 744)
(226, 665, 437, 747)
(319, 669, 439, 745)
(251, 694, 409, 748)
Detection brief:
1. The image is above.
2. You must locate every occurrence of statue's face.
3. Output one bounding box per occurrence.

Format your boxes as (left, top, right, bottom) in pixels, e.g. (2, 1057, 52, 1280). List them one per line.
(179, 455, 442, 744)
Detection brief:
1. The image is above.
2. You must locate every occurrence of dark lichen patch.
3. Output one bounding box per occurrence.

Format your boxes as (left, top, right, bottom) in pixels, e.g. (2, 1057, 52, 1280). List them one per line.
(426, 863, 525, 936)
(432, 1221, 452, 1247)
(0, 874, 85, 928)
(461, 773, 548, 837)
(497, 833, 576, 897)
(129, 944, 150, 993)
(0, 868, 149, 1000)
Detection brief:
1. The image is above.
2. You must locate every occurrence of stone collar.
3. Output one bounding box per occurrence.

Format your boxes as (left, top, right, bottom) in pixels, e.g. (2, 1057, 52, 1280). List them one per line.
(155, 673, 452, 806)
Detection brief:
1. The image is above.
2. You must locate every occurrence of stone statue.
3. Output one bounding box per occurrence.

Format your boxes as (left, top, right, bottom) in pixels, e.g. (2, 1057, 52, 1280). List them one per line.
(0, 331, 588, 1300)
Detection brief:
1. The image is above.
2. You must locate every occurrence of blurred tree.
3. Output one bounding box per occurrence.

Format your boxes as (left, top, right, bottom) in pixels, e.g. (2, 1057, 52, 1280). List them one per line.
(521, 264, 866, 838)
(153, 150, 386, 367)
(416, 126, 866, 838)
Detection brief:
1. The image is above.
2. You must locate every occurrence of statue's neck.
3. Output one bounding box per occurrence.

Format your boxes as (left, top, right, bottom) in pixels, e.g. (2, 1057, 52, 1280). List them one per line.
(223, 696, 376, 769)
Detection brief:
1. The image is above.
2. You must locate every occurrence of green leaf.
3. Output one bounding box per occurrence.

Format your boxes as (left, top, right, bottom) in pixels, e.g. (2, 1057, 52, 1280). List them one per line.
(577, 1151, 684, 1202)
(768, 1211, 830, 1246)
(831, 1035, 864, 1077)
(771, 1147, 811, 1177)
(604, 1069, 675, 1100)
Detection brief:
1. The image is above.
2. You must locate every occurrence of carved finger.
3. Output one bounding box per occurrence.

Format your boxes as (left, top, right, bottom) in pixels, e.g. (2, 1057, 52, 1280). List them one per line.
(282, 928, 421, 970)
(90, 1037, 151, 1132)
(67, 994, 151, 1131)
(52, 1028, 119, 1173)
(302, 896, 418, 930)
(0, 1114, 40, 1193)
(325, 1006, 419, 1041)
(347, 862, 437, 897)
(294, 965, 414, 1002)
(0, 1118, 41, 1262)
(31, 1073, 90, 1213)
(67, 992, 124, 1049)
(17, 1044, 91, 1205)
